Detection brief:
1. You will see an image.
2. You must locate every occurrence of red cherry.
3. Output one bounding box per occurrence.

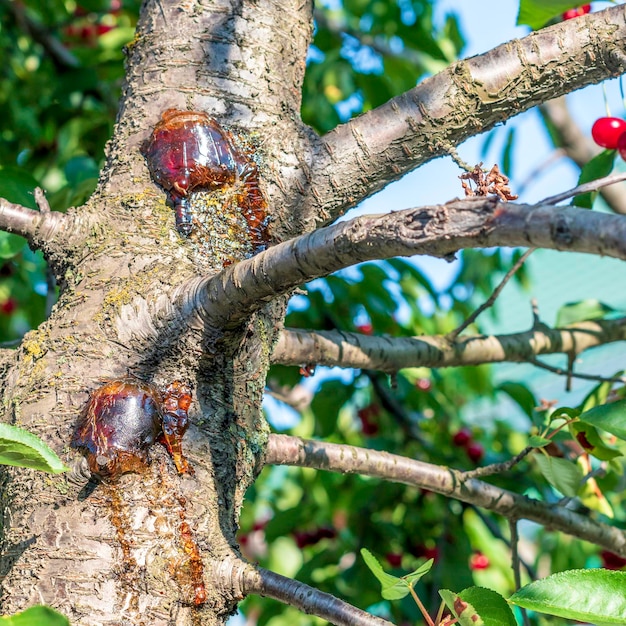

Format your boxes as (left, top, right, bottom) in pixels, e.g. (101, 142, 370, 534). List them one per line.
(411, 544, 439, 561)
(591, 117, 626, 149)
(415, 378, 432, 392)
(361, 421, 379, 436)
(96, 24, 115, 36)
(617, 131, 626, 160)
(452, 428, 472, 447)
(466, 442, 484, 464)
(385, 552, 403, 568)
(0, 298, 17, 315)
(470, 552, 490, 570)
(601, 550, 626, 570)
(562, 4, 591, 20)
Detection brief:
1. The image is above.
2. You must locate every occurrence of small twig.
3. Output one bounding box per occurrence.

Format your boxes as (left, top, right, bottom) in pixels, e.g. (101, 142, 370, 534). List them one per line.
(460, 446, 533, 480)
(528, 357, 626, 385)
(530, 298, 543, 329)
(540, 171, 626, 205)
(471, 507, 536, 580)
(516, 149, 566, 197)
(445, 146, 476, 172)
(408, 585, 435, 626)
(447, 249, 534, 340)
(510, 520, 532, 626)
(365, 370, 428, 445)
(566, 352, 575, 392)
(34, 187, 51, 213)
(265, 380, 313, 412)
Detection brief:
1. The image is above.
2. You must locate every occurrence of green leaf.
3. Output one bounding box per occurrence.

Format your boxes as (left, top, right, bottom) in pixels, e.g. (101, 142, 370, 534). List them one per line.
(440, 589, 484, 626)
(310, 379, 354, 437)
(578, 474, 614, 518)
(444, 587, 517, 626)
(0, 233, 26, 260)
(581, 379, 618, 413)
(0, 424, 68, 474)
(534, 453, 583, 497)
(0, 605, 69, 625)
(573, 149, 617, 209)
(549, 406, 580, 422)
(497, 382, 537, 418)
(517, 0, 592, 29)
(579, 399, 626, 441)
(360, 548, 410, 600)
(570, 422, 622, 461)
(556, 299, 616, 326)
(509, 569, 626, 623)
(528, 435, 550, 448)
(404, 558, 434, 586)
(0, 167, 40, 209)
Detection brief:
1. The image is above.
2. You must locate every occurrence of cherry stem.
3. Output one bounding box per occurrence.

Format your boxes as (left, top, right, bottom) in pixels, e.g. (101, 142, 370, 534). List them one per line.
(434, 599, 446, 625)
(408, 584, 435, 626)
(545, 417, 577, 440)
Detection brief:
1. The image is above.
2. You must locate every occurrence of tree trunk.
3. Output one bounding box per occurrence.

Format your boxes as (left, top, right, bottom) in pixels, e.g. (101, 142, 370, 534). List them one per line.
(2, 1, 626, 625)
(0, 1, 312, 623)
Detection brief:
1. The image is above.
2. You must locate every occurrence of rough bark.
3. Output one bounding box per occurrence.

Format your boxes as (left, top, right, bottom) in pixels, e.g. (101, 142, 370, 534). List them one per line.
(0, 2, 626, 626)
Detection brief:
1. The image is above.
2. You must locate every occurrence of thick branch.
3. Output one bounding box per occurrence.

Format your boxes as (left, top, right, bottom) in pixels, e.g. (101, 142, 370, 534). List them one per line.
(179, 197, 626, 330)
(242, 565, 393, 626)
(541, 97, 626, 214)
(265, 435, 626, 557)
(304, 5, 626, 222)
(271, 317, 626, 371)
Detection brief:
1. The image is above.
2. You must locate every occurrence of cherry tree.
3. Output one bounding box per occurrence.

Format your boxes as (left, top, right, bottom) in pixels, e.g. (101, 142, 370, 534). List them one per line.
(2, 1, 626, 625)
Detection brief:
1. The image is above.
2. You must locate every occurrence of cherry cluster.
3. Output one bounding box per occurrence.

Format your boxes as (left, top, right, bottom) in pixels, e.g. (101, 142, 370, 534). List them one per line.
(63, 1, 121, 45)
(452, 428, 484, 464)
(292, 526, 337, 549)
(591, 117, 626, 157)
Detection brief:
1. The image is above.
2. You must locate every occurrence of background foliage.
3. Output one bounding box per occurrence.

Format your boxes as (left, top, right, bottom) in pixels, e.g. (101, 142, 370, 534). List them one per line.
(2, 1, 626, 625)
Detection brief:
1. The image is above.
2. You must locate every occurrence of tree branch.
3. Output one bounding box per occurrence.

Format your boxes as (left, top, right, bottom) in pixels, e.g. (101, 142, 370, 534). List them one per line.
(0, 196, 68, 246)
(180, 193, 626, 331)
(241, 564, 394, 626)
(447, 248, 534, 341)
(303, 5, 626, 222)
(265, 435, 626, 557)
(271, 316, 626, 371)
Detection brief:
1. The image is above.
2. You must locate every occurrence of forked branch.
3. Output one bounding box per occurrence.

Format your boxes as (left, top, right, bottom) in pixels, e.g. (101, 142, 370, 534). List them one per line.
(265, 435, 626, 557)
